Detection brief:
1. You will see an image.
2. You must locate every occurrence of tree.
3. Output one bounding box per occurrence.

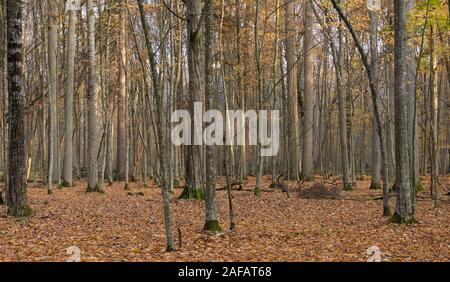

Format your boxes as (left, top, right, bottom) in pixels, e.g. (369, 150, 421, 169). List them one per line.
(331, 0, 392, 216)
(285, 0, 300, 181)
(117, 0, 127, 182)
(137, 0, 175, 251)
(302, 0, 314, 180)
(86, 0, 100, 193)
(47, 0, 59, 191)
(180, 0, 205, 200)
(62, 0, 77, 188)
(391, 0, 417, 223)
(369, 10, 381, 190)
(6, 0, 30, 217)
(203, 0, 221, 232)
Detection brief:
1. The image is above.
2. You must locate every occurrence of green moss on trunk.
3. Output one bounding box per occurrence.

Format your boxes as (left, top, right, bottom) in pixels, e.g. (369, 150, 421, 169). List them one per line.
(124, 183, 130, 191)
(60, 180, 73, 188)
(383, 206, 392, 217)
(388, 212, 419, 224)
(300, 175, 314, 182)
(254, 187, 261, 197)
(10, 205, 33, 218)
(86, 184, 102, 193)
(369, 182, 382, 190)
(204, 220, 222, 232)
(179, 186, 205, 200)
(415, 182, 424, 192)
(343, 183, 354, 191)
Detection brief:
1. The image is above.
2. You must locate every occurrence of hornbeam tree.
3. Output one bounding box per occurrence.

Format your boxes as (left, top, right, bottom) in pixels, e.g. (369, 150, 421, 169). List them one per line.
(86, 0, 100, 193)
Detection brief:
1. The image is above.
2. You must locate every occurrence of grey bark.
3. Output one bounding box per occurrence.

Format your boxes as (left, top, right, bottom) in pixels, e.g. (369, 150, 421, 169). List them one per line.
(86, 0, 99, 192)
(138, 0, 175, 251)
(62, 6, 77, 187)
(302, 0, 314, 180)
(203, 0, 221, 232)
(117, 0, 127, 181)
(47, 0, 58, 188)
(392, 0, 416, 222)
(284, 0, 300, 181)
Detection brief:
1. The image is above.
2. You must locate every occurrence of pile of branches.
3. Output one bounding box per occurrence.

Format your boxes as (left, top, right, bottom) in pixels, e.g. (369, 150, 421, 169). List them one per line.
(298, 182, 342, 200)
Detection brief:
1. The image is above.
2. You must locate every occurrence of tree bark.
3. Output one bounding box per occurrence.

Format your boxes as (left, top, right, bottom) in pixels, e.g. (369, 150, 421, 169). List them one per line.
(302, 0, 314, 180)
(6, 0, 30, 217)
(86, 0, 99, 192)
(284, 0, 300, 181)
(117, 0, 127, 181)
(47, 0, 59, 188)
(203, 0, 221, 232)
(138, 0, 175, 251)
(369, 11, 381, 190)
(391, 0, 417, 223)
(62, 5, 77, 188)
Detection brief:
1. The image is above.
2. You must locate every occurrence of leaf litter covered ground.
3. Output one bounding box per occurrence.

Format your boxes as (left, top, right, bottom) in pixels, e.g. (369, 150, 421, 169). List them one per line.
(0, 176, 449, 262)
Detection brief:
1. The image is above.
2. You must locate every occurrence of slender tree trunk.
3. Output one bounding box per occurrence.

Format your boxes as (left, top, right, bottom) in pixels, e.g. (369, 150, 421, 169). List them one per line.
(204, 0, 221, 232)
(369, 11, 382, 190)
(47, 0, 58, 189)
(117, 0, 127, 181)
(138, 0, 175, 251)
(302, 0, 314, 180)
(284, 0, 300, 181)
(62, 6, 76, 188)
(1, 0, 7, 205)
(86, 0, 99, 192)
(429, 26, 439, 207)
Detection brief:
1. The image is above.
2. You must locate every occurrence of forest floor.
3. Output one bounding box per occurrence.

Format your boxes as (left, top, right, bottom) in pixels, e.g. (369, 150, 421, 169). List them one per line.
(0, 176, 449, 262)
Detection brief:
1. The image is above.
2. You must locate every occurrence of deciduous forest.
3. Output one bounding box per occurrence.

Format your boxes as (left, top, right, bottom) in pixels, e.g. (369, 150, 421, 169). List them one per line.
(0, 0, 449, 262)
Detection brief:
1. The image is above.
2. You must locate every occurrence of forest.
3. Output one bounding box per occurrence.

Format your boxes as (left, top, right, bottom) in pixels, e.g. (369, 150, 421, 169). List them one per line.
(0, 0, 449, 262)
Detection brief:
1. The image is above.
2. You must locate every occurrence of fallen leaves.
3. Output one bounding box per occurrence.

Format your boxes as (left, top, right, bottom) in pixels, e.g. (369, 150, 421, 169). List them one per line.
(0, 175, 448, 262)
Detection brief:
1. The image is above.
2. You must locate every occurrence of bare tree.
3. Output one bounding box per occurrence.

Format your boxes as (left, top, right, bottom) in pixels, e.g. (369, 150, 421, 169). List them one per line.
(138, 0, 175, 251)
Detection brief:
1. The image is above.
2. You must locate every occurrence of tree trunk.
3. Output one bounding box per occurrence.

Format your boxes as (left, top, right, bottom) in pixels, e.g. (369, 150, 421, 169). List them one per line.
(391, 0, 417, 223)
(180, 0, 205, 200)
(86, 0, 99, 192)
(62, 6, 77, 188)
(203, 0, 221, 232)
(117, 0, 127, 181)
(6, 0, 30, 217)
(369, 11, 381, 190)
(284, 0, 300, 181)
(302, 0, 314, 180)
(138, 0, 175, 251)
